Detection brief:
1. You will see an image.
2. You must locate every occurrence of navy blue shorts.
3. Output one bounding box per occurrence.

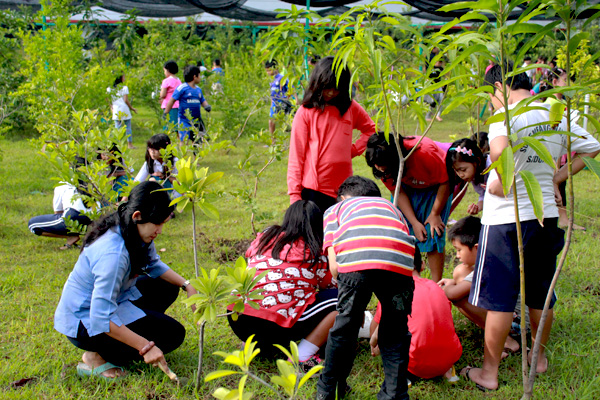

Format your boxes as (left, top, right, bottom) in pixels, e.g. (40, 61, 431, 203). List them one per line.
(469, 218, 564, 312)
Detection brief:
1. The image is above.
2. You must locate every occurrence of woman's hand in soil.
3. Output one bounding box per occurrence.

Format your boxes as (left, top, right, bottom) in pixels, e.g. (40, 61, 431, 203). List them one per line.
(143, 345, 167, 369)
(424, 213, 445, 237)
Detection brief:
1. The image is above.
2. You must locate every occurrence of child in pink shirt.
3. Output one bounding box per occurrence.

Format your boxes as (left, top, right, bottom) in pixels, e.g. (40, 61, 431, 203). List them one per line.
(160, 60, 181, 130)
(287, 56, 375, 213)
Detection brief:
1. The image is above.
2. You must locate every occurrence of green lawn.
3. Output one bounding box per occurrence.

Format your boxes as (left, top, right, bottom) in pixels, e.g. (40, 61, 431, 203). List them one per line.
(1, 107, 599, 400)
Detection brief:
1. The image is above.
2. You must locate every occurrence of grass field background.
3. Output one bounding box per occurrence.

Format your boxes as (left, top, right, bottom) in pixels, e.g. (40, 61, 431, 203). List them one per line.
(1, 106, 599, 399)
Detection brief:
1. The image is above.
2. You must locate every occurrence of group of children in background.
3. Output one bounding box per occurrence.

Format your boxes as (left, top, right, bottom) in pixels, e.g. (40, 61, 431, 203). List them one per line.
(30, 55, 600, 399)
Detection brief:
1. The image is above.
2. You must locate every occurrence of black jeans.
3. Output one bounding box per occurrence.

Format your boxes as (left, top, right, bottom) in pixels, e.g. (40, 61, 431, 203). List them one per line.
(67, 276, 186, 366)
(301, 188, 337, 215)
(317, 270, 414, 400)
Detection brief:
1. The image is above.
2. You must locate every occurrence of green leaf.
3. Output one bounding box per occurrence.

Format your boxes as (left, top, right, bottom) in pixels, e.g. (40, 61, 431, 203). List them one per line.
(299, 365, 324, 387)
(380, 35, 396, 51)
(176, 197, 190, 213)
(204, 370, 241, 382)
(178, 166, 194, 186)
(199, 201, 220, 220)
(498, 146, 515, 196)
(581, 157, 600, 180)
(521, 137, 556, 169)
(519, 170, 544, 225)
(568, 32, 590, 54)
(380, 16, 400, 25)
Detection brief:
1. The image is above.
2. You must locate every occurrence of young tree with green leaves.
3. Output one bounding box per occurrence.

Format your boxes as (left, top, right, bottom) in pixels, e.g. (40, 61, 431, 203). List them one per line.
(438, 1, 600, 398)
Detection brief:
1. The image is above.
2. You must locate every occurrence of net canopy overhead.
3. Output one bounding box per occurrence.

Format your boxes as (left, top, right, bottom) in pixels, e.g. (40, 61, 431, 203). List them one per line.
(2, 0, 599, 21)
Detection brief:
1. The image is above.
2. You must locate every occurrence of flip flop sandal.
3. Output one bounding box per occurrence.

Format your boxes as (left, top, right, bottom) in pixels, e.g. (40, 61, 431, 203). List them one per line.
(77, 362, 124, 380)
(460, 366, 496, 392)
(59, 243, 80, 250)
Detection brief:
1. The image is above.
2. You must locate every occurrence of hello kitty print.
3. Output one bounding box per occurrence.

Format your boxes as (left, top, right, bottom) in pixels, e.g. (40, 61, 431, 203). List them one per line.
(227, 233, 336, 328)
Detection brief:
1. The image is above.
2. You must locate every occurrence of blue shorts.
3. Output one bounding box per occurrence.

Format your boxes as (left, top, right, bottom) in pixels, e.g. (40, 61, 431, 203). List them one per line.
(469, 218, 564, 312)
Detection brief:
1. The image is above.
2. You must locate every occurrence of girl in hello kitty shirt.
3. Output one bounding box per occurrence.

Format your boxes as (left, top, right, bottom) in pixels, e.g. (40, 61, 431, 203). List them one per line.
(227, 200, 337, 369)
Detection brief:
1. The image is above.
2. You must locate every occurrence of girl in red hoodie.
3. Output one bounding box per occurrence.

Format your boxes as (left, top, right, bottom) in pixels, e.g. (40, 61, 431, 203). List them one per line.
(287, 56, 375, 213)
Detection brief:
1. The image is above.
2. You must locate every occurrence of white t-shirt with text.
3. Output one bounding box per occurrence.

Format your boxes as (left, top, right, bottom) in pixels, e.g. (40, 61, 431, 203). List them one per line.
(482, 102, 600, 225)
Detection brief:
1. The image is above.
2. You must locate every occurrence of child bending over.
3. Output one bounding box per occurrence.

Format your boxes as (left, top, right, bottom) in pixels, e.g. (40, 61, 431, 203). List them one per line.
(370, 250, 462, 382)
(316, 176, 415, 400)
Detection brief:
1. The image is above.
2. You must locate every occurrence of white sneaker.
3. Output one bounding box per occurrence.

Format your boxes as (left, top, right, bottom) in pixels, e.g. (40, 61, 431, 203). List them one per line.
(358, 311, 373, 338)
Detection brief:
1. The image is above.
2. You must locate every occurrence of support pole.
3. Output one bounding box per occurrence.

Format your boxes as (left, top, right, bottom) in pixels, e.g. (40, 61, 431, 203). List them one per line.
(303, 0, 310, 81)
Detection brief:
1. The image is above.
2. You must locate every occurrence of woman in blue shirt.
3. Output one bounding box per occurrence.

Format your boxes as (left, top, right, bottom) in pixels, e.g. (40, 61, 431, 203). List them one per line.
(54, 181, 197, 379)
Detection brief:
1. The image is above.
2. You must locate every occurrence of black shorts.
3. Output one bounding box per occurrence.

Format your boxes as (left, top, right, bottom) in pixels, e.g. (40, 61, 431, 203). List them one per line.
(469, 218, 564, 312)
(227, 288, 337, 358)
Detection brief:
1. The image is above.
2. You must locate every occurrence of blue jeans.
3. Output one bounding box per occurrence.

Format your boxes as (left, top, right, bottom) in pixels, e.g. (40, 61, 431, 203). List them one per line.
(115, 119, 132, 142)
(317, 270, 414, 400)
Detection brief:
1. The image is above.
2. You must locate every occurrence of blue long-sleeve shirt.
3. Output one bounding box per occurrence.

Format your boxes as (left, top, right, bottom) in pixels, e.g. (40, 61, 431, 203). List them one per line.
(54, 226, 169, 338)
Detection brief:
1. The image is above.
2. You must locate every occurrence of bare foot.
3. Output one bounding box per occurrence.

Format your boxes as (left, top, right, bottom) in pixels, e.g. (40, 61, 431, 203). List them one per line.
(82, 352, 127, 378)
(436, 116, 443, 122)
(528, 351, 549, 374)
(460, 366, 498, 391)
(501, 334, 521, 359)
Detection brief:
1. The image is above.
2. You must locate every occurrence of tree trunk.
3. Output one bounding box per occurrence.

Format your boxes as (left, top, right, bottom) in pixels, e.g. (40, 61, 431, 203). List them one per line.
(195, 320, 207, 391)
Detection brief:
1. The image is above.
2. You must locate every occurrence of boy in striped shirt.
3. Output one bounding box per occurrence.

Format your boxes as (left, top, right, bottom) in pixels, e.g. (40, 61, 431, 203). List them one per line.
(316, 176, 416, 400)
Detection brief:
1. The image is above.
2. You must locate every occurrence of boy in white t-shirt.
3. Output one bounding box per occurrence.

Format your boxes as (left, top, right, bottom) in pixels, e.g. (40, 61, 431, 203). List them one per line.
(462, 63, 600, 391)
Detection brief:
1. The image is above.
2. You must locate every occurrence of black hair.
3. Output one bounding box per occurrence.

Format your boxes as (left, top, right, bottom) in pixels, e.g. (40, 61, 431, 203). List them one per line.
(145, 133, 174, 176)
(470, 131, 489, 153)
(164, 60, 178, 75)
(446, 138, 487, 190)
(256, 200, 323, 268)
(82, 181, 174, 276)
(413, 249, 422, 273)
(265, 59, 278, 69)
(524, 56, 532, 62)
(73, 157, 94, 207)
(196, 60, 204, 67)
(213, 58, 221, 67)
(549, 67, 568, 83)
(483, 62, 532, 92)
(183, 65, 200, 83)
(97, 143, 125, 176)
(447, 216, 482, 249)
(302, 56, 352, 117)
(113, 75, 123, 88)
(365, 132, 410, 186)
(337, 176, 381, 199)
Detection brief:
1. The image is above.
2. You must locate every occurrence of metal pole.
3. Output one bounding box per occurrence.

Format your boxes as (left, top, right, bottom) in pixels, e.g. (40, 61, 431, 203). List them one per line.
(303, 0, 310, 81)
(583, 93, 590, 130)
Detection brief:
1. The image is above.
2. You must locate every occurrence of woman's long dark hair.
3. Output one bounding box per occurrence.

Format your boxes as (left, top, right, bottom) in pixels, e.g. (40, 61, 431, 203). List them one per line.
(113, 75, 123, 88)
(365, 132, 410, 186)
(256, 200, 323, 268)
(302, 56, 352, 117)
(145, 134, 174, 175)
(445, 138, 486, 190)
(82, 181, 174, 276)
